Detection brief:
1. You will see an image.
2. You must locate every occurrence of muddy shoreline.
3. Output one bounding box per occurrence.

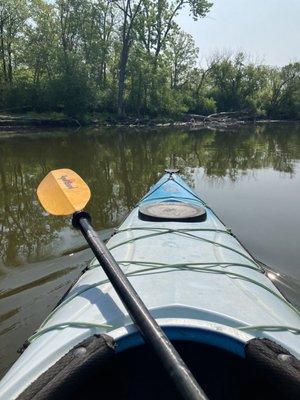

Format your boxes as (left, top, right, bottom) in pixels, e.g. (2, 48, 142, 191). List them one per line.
(0, 112, 297, 132)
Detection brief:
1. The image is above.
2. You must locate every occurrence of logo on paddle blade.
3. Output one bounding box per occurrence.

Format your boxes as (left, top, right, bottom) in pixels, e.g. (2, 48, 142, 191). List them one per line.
(59, 175, 77, 189)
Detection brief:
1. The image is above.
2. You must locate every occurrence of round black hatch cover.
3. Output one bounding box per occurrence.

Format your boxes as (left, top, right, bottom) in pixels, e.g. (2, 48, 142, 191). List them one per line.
(139, 202, 206, 222)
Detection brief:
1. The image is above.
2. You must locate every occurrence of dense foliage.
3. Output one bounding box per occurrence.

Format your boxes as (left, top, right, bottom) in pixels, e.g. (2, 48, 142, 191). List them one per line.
(0, 0, 299, 120)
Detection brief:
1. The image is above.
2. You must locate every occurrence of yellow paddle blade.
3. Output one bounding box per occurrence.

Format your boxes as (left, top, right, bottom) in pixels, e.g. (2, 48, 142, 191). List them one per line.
(37, 169, 91, 216)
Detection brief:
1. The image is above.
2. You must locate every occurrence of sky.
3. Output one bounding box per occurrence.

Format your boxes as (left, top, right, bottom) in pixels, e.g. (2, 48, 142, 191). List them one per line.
(177, 0, 300, 66)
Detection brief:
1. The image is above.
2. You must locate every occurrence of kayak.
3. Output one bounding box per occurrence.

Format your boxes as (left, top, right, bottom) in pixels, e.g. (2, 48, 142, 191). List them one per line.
(0, 170, 299, 399)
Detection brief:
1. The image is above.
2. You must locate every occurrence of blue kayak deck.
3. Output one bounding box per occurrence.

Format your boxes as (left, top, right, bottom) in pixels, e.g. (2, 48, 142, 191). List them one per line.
(140, 173, 204, 206)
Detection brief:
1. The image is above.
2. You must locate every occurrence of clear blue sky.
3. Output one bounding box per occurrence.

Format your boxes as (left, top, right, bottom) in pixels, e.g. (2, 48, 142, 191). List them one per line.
(177, 0, 300, 66)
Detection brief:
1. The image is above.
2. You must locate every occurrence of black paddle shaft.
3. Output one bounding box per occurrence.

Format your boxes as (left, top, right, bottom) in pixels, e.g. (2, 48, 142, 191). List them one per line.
(72, 212, 208, 400)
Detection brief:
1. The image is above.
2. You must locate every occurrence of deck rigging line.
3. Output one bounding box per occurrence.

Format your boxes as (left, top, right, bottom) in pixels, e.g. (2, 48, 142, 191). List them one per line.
(28, 321, 300, 344)
(28, 321, 112, 343)
(109, 226, 264, 272)
(32, 256, 300, 343)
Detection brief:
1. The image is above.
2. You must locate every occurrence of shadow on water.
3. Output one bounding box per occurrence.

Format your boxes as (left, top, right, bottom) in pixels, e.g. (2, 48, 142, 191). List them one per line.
(0, 122, 300, 376)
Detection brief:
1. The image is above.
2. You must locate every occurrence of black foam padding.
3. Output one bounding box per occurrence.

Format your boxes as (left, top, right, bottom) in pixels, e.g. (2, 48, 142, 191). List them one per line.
(245, 338, 300, 399)
(17, 335, 300, 400)
(17, 334, 116, 400)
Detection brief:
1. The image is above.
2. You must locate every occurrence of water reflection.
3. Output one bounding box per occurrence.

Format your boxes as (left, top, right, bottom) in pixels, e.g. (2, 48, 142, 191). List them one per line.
(1, 123, 300, 267)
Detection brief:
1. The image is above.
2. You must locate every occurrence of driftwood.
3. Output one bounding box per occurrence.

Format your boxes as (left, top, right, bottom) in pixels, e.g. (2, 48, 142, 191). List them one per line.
(185, 114, 206, 121)
(204, 111, 256, 122)
(181, 110, 257, 131)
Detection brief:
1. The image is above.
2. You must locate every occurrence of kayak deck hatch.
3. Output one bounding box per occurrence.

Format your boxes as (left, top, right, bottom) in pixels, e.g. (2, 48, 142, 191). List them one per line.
(139, 201, 207, 222)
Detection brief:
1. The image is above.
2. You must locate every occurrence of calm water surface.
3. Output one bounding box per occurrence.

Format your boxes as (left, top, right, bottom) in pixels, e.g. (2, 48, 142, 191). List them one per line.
(0, 123, 300, 376)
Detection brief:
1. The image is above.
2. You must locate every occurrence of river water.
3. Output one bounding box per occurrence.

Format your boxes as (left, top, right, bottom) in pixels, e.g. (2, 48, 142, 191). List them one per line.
(0, 122, 300, 377)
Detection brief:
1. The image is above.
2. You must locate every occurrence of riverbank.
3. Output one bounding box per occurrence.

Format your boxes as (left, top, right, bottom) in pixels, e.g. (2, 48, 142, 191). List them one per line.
(0, 112, 297, 131)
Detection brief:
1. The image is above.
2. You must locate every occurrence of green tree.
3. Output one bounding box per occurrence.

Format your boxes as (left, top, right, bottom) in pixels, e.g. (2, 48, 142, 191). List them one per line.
(113, 0, 143, 116)
(265, 62, 300, 119)
(133, 0, 211, 115)
(209, 52, 268, 114)
(167, 29, 198, 89)
(0, 0, 29, 84)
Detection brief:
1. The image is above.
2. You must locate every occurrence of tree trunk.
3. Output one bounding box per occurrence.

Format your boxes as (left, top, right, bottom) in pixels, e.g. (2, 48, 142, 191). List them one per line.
(117, 43, 129, 116)
(7, 42, 12, 83)
(0, 25, 7, 82)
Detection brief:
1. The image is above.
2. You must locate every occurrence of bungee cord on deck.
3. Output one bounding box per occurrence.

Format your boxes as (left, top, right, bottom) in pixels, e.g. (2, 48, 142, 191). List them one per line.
(109, 226, 264, 272)
(32, 256, 299, 343)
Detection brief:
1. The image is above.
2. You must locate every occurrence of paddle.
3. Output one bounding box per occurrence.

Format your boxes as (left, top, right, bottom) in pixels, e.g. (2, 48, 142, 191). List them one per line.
(37, 168, 208, 400)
